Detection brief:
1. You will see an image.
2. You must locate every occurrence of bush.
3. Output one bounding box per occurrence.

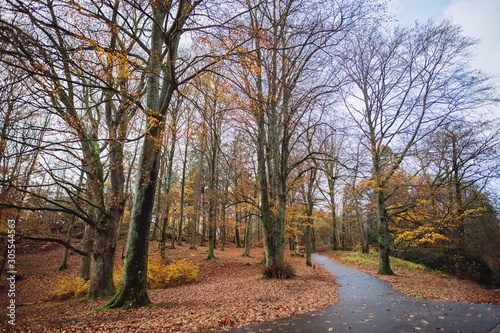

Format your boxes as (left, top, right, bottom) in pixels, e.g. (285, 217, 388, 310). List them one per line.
(262, 261, 296, 279)
(148, 258, 199, 289)
(51, 259, 199, 299)
(455, 254, 492, 286)
(51, 277, 90, 300)
(396, 248, 494, 286)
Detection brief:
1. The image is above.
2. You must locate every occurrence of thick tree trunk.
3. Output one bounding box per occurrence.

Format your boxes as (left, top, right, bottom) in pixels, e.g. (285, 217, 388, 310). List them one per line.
(105, 2, 172, 308)
(89, 220, 117, 299)
(376, 189, 394, 275)
(105, 137, 160, 308)
(263, 219, 285, 273)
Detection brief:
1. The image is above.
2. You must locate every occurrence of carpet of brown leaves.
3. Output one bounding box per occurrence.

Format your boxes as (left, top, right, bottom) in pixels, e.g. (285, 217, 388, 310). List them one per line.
(321, 251, 500, 305)
(0, 241, 338, 332)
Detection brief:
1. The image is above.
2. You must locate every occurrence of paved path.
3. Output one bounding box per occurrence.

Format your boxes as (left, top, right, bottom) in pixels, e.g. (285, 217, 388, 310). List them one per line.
(224, 254, 500, 333)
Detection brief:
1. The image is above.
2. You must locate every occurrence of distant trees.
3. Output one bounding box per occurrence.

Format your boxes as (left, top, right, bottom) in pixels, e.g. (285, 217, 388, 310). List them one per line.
(391, 117, 500, 283)
(338, 20, 495, 274)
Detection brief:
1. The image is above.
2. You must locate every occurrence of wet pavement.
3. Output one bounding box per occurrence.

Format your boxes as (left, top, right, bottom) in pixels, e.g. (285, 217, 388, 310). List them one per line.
(222, 254, 500, 333)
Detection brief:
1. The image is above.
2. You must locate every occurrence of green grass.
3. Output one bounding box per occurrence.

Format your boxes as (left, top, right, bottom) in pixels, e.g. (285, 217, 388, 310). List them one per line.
(338, 251, 428, 274)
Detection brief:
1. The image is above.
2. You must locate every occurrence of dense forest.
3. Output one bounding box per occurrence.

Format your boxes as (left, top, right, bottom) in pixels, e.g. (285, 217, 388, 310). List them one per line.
(0, 0, 499, 310)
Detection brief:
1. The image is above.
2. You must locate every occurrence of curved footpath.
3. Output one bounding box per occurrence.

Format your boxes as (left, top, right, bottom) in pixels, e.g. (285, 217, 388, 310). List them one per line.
(223, 254, 500, 333)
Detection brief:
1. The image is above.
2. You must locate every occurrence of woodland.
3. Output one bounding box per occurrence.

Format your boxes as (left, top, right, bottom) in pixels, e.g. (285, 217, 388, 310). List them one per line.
(0, 0, 500, 327)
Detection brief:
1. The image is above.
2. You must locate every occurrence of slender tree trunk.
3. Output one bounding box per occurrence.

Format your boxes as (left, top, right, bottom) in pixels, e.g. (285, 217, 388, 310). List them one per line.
(177, 131, 190, 246)
(242, 214, 252, 257)
(191, 138, 205, 249)
(305, 224, 312, 267)
(58, 214, 76, 271)
(199, 205, 206, 247)
(234, 212, 242, 248)
(221, 220, 226, 251)
(170, 212, 176, 249)
(79, 224, 94, 280)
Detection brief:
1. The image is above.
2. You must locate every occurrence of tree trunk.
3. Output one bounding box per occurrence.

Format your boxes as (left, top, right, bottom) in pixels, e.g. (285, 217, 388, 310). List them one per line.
(234, 207, 242, 248)
(105, 2, 180, 308)
(59, 214, 76, 271)
(221, 224, 226, 251)
(177, 138, 189, 246)
(305, 224, 312, 267)
(376, 188, 394, 275)
(89, 218, 117, 299)
(105, 134, 160, 308)
(207, 223, 215, 259)
(242, 214, 251, 257)
(79, 224, 94, 280)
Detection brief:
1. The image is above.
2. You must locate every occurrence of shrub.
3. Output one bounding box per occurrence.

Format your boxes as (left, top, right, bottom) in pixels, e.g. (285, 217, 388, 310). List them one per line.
(51, 277, 90, 300)
(455, 254, 492, 286)
(262, 261, 296, 279)
(51, 259, 199, 299)
(148, 258, 199, 289)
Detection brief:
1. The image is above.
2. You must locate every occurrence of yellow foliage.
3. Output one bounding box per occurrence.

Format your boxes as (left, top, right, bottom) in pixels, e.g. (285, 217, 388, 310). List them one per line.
(50, 277, 90, 300)
(51, 259, 199, 300)
(394, 226, 449, 246)
(148, 258, 199, 289)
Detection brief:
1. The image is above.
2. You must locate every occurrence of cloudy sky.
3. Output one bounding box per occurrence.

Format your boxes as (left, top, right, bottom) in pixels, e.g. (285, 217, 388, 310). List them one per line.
(387, 0, 500, 82)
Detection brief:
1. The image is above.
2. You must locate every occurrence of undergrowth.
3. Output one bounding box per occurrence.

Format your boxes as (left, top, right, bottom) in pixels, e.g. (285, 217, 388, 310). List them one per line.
(339, 251, 428, 273)
(51, 277, 90, 300)
(51, 258, 199, 300)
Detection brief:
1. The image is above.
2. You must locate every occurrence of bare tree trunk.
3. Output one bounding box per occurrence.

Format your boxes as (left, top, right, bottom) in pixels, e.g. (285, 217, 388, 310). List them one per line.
(79, 224, 94, 281)
(177, 128, 190, 246)
(234, 210, 242, 248)
(58, 215, 76, 271)
(376, 187, 393, 275)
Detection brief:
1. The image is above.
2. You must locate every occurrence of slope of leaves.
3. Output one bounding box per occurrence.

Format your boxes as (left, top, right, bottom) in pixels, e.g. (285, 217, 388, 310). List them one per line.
(323, 251, 500, 305)
(0, 241, 338, 332)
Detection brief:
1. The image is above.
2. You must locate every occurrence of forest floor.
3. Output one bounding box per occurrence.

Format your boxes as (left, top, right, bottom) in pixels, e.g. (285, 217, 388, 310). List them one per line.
(0, 240, 499, 332)
(0, 240, 338, 332)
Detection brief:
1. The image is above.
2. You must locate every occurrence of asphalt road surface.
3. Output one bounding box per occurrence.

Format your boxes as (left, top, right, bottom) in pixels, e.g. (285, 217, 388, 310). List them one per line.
(223, 254, 500, 333)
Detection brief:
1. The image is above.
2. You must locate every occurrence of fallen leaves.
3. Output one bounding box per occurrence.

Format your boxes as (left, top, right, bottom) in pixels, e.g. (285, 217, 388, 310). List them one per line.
(0, 241, 339, 332)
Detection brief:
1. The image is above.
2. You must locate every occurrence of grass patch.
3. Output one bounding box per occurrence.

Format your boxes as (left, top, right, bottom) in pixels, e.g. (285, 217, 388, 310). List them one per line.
(337, 251, 428, 274)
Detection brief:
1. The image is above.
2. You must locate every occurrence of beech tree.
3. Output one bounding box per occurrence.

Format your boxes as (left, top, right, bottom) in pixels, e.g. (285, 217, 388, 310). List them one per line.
(392, 118, 500, 279)
(232, 0, 365, 278)
(339, 20, 494, 274)
(0, 0, 144, 298)
(105, 0, 198, 309)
